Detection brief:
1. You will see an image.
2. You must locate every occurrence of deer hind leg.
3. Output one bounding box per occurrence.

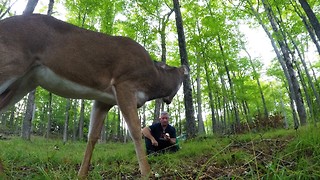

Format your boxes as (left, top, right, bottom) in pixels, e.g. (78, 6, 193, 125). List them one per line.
(78, 100, 112, 178)
(0, 79, 36, 112)
(112, 85, 151, 177)
(0, 70, 38, 112)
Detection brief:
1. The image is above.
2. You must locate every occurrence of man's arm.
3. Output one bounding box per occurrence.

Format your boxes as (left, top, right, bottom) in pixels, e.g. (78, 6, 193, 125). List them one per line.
(141, 127, 158, 146)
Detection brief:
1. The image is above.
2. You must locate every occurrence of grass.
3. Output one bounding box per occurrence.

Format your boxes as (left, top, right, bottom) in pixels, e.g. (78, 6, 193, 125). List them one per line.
(0, 125, 319, 179)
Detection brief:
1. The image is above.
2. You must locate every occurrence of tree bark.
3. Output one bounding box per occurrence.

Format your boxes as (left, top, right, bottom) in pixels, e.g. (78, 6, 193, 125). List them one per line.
(173, 0, 196, 138)
(261, 0, 307, 126)
(196, 73, 205, 134)
(247, 0, 302, 128)
(20, 0, 39, 140)
(78, 99, 85, 141)
(46, 92, 52, 139)
(290, 0, 320, 54)
(298, 0, 320, 42)
(244, 48, 268, 118)
(73, 100, 78, 141)
(23, 0, 39, 15)
(21, 90, 36, 140)
(204, 61, 217, 133)
(47, 0, 54, 16)
(153, 10, 173, 123)
(63, 99, 71, 144)
(217, 34, 241, 132)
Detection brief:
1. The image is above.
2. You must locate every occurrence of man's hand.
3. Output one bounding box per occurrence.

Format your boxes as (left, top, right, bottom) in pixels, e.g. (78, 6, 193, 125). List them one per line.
(164, 133, 170, 141)
(151, 139, 158, 146)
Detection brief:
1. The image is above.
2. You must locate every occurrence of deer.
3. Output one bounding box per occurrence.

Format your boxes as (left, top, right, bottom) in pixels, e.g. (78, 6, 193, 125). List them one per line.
(0, 14, 188, 178)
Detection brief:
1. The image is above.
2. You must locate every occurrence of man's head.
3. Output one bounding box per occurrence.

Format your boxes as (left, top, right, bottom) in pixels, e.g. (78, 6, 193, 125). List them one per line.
(159, 111, 170, 127)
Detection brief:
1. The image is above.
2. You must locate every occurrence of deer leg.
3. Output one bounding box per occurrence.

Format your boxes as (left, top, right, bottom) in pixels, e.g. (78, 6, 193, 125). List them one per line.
(113, 85, 151, 177)
(78, 100, 112, 178)
(0, 76, 37, 112)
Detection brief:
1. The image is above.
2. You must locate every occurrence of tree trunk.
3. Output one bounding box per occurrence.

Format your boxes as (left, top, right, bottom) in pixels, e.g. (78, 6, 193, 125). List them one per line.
(204, 61, 217, 133)
(275, 1, 320, 120)
(244, 48, 268, 118)
(173, 0, 196, 138)
(290, 0, 320, 54)
(153, 100, 161, 124)
(20, 0, 39, 140)
(73, 100, 78, 141)
(63, 99, 71, 144)
(21, 90, 36, 140)
(196, 56, 205, 134)
(78, 99, 85, 141)
(9, 108, 14, 130)
(289, 32, 320, 112)
(261, 0, 307, 126)
(298, 0, 320, 42)
(23, 0, 39, 15)
(217, 34, 240, 132)
(153, 11, 172, 123)
(100, 116, 106, 143)
(46, 92, 52, 138)
(247, 0, 302, 128)
(47, 0, 54, 16)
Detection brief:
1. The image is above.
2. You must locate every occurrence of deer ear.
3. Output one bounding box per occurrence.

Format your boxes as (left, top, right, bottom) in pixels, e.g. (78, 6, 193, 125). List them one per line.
(153, 60, 167, 69)
(158, 62, 167, 69)
(182, 65, 189, 75)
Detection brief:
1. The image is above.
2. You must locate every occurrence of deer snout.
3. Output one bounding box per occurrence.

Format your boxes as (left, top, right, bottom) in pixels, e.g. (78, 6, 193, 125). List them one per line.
(163, 97, 172, 104)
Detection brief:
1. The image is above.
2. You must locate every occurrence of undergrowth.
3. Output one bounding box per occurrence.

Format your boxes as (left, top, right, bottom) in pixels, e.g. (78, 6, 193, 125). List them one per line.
(0, 125, 319, 179)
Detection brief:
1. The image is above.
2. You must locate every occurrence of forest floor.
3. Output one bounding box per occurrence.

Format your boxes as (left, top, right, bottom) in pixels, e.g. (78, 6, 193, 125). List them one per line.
(0, 125, 319, 179)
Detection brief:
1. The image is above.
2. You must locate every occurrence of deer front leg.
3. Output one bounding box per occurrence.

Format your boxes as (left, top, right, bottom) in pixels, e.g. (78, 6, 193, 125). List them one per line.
(113, 85, 151, 177)
(78, 100, 112, 178)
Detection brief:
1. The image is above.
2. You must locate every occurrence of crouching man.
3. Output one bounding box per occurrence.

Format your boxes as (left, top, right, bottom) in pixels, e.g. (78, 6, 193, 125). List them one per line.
(141, 111, 179, 155)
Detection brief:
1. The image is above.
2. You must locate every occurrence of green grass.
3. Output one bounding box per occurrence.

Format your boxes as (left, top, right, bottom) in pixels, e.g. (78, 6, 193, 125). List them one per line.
(0, 125, 319, 179)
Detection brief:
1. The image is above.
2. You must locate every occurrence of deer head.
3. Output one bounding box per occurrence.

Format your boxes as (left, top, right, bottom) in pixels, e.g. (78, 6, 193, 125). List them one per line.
(0, 14, 187, 178)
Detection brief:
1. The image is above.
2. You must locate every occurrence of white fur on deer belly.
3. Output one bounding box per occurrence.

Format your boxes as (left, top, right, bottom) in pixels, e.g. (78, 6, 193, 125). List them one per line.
(35, 66, 116, 104)
(0, 78, 17, 94)
(136, 91, 147, 102)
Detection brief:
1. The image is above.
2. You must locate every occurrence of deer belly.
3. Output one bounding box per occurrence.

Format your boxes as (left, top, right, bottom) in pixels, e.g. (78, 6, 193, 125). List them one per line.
(35, 66, 116, 104)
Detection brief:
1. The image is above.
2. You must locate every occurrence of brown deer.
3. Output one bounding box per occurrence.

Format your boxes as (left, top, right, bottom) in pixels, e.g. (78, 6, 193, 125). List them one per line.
(0, 14, 187, 177)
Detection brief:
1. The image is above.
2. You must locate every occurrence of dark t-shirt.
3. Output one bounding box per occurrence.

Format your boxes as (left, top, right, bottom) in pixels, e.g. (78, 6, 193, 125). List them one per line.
(145, 122, 177, 154)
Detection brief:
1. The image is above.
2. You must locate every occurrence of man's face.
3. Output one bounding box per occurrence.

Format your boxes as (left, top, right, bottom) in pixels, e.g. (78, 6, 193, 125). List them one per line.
(160, 115, 169, 127)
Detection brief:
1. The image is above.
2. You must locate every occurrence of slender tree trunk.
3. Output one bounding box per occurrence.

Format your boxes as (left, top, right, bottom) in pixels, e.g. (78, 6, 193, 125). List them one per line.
(47, 0, 54, 16)
(173, 0, 196, 138)
(153, 100, 161, 124)
(46, 92, 52, 138)
(78, 99, 85, 141)
(204, 61, 217, 133)
(9, 108, 14, 130)
(23, 0, 39, 15)
(100, 116, 106, 143)
(217, 34, 240, 131)
(293, 59, 313, 120)
(298, 0, 320, 41)
(63, 99, 71, 144)
(275, 1, 320, 118)
(141, 105, 146, 127)
(219, 75, 228, 133)
(0, 0, 16, 19)
(262, 0, 307, 126)
(20, 0, 39, 140)
(73, 100, 78, 141)
(290, 0, 320, 54)
(21, 90, 36, 140)
(244, 48, 268, 118)
(289, 34, 320, 111)
(196, 74, 205, 134)
(247, 0, 301, 128)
